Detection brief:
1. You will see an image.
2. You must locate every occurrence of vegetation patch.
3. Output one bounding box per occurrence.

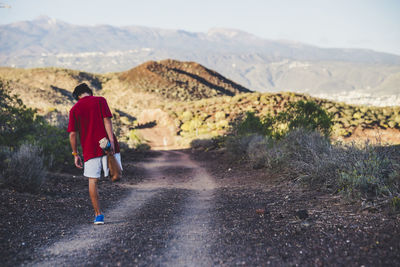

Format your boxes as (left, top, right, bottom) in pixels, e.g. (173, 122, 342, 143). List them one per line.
(208, 100, 400, 208)
(0, 81, 72, 192)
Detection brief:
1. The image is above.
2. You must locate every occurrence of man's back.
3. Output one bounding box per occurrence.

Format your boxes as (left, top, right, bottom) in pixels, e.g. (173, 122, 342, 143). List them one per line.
(68, 95, 111, 161)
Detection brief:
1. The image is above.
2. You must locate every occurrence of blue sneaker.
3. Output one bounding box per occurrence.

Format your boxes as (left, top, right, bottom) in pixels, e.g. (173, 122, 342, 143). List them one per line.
(94, 214, 104, 225)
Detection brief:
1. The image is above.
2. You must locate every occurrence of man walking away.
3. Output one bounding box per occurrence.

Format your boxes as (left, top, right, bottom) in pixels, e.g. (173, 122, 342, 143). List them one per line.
(67, 83, 123, 225)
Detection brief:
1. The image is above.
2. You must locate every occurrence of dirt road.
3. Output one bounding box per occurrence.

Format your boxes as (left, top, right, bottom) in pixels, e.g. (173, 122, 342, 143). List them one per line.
(2, 150, 399, 266)
(28, 151, 216, 266)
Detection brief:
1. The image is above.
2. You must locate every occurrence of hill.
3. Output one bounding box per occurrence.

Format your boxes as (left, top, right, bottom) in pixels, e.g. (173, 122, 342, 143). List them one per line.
(0, 59, 251, 112)
(0, 62, 399, 147)
(0, 67, 104, 113)
(1, 17, 400, 106)
(119, 59, 251, 101)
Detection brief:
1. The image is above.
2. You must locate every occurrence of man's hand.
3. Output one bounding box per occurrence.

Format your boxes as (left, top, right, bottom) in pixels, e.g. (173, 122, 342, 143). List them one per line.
(109, 141, 115, 155)
(74, 155, 83, 169)
(103, 117, 116, 155)
(69, 131, 83, 168)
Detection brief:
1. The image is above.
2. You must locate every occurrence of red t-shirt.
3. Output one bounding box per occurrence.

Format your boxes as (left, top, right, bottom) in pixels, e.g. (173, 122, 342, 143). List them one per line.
(67, 96, 120, 162)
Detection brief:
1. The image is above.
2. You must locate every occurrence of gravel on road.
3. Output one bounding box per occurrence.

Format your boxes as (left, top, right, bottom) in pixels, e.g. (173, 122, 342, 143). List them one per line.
(1, 149, 399, 266)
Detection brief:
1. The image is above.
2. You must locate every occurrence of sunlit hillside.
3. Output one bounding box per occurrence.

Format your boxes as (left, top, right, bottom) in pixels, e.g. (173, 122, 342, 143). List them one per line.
(1, 60, 399, 147)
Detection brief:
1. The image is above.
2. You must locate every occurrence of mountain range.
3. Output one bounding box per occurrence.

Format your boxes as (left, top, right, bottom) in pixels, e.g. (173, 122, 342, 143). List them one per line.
(1, 16, 400, 106)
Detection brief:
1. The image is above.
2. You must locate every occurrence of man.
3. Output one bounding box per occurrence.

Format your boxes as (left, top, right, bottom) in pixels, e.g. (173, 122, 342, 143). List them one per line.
(67, 83, 122, 225)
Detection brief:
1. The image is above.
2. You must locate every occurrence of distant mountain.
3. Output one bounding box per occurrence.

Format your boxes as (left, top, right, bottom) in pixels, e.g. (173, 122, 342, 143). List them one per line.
(1, 16, 400, 106)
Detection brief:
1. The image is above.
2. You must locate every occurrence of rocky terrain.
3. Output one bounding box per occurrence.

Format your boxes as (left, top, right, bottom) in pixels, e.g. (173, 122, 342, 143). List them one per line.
(1, 149, 399, 266)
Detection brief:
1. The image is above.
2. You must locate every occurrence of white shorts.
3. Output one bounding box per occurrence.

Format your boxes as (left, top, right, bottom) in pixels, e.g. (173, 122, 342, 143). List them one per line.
(83, 153, 123, 178)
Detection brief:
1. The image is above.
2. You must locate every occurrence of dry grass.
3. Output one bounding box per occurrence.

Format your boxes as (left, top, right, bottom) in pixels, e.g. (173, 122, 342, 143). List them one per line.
(236, 128, 400, 201)
(1, 143, 46, 193)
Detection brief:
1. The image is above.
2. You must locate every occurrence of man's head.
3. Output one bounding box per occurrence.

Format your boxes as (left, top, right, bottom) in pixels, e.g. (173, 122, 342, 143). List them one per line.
(72, 83, 93, 100)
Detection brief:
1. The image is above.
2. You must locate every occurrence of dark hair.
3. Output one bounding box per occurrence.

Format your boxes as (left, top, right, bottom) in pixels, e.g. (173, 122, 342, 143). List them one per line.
(72, 83, 93, 100)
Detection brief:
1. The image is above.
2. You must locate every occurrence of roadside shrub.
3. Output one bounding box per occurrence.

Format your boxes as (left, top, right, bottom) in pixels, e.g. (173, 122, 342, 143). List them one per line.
(259, 142, 285, 170)
(0, 81, 71, 171)
(135, 143, 151, 152)
(266, 129, 400, 197)
(190, 139, 216, 151)
(225, 101, 333, 167)
(25, 119, 71, 171)
(338, 145, 399, 199)
(226, 134, 262, 158)
(257, 128, 400, 199)
(246, 135, 272, 169)
(1, 143, 46, 193)
(274, 128, 340, 189)
(0, 81, 37, 146)
(223, 102, 399, 200)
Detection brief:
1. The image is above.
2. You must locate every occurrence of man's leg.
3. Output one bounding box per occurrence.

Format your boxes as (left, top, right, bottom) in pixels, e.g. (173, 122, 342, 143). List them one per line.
(88, 178, 101, 216)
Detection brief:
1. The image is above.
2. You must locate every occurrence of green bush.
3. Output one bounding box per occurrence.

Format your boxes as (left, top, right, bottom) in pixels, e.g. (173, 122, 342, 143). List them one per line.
(24, 117, 71, 170)
(1, 143, 46, 193)
(228, 100, 332, 141)
(277, 100, 333, 137)
(230, 112, 273, 137)
(225, 119, 400, 204)
(225, 101, 334, 167)
(0, 81, 71, 171)
(0, 81, 37, 146)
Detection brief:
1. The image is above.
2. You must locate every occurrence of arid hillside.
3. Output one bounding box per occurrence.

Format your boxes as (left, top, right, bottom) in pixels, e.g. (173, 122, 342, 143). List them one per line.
(1, 60, 399, 147)
(160, 92, 400, 145)
(0, 59, 251, 111)
(0, 67, 104, 113)
(119, 59, 252, 101)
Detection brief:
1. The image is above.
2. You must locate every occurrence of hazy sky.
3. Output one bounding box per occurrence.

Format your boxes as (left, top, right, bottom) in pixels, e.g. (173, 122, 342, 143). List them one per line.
(1, 0, 399, 55)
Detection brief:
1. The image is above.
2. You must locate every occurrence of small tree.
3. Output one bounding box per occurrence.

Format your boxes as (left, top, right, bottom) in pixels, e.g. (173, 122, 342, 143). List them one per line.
(230, 111, 274, 137)
(277, 100, 333, 137)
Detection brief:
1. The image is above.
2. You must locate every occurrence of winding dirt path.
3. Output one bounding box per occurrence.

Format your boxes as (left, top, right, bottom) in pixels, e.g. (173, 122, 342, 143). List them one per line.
(23, 150, 400, 266)
(30, 151, 217, 266)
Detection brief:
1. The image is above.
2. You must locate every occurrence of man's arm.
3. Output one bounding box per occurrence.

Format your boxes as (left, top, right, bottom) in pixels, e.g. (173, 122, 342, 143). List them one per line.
(103, 117, 115, 154)
(69, 131, 83, 169)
